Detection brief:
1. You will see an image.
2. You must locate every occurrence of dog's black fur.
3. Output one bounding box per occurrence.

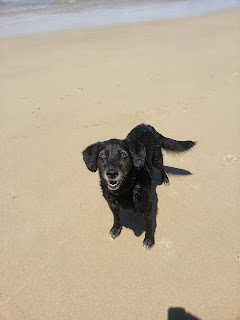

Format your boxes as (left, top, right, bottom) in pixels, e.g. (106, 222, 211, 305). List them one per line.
(83, 124, 195, 249)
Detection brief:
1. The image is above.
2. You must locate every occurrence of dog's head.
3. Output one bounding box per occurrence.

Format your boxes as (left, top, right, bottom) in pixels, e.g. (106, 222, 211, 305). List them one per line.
(82, 138, 146, 191)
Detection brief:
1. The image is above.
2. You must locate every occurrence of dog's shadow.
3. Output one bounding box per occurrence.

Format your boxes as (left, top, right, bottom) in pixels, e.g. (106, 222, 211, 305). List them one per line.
(119, 166, 192, 237)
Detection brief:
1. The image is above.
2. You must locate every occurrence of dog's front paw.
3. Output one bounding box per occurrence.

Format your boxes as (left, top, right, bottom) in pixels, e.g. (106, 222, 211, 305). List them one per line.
(143, 237, 155, 250)
(110, 226, 122, 239)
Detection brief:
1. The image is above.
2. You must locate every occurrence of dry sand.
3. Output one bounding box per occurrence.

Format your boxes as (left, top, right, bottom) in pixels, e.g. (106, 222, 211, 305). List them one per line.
(1, 8, 240, 320)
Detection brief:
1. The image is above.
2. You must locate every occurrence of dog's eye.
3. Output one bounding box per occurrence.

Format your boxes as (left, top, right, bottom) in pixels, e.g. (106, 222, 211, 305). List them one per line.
(120, 152, 127, 158)
(99, 153, 106, 159)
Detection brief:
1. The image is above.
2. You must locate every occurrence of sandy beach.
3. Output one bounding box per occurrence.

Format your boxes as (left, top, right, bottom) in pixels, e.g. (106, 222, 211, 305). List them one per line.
(1, 7, 240, 320)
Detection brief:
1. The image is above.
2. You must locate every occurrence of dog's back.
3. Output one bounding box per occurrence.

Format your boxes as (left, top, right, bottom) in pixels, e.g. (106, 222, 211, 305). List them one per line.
(126, 123, 196, 161)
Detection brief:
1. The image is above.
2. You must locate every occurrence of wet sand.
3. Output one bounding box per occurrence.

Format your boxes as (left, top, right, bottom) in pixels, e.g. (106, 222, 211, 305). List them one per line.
(1, 8, 240, 320)
(1, 0, 240, 38)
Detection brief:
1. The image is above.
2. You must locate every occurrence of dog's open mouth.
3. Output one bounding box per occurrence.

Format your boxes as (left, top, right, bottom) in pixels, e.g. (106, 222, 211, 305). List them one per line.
(107, 180, 121, 191)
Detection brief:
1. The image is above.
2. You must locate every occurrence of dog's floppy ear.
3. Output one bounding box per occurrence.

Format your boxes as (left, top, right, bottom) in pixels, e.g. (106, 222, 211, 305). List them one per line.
(82, 142, 101, 172)
(125, 139, 146, 169)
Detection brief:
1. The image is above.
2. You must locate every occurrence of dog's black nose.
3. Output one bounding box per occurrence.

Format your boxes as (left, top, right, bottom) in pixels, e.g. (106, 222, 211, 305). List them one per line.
(106, 169, 118, 179)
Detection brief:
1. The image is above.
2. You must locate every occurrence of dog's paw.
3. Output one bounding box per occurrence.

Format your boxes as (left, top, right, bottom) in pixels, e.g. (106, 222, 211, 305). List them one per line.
(110, 226, 122, 239)
(163, 175, 170, 186)
(143, 238, 155, 250)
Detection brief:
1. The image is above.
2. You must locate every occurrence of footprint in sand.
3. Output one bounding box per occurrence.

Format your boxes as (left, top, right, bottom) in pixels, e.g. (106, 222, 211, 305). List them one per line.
(83, 122, 101, 128)
(159, 240, 173, 249)
(142, 107, 152, 113)
(188, 185, 199, 191)
(236, 253, 240, 263)
(32, 107, 40, 115)
(179, 106, 191, 113)
(223, 154, 237, 162)
(232, 72, 239, 79)
(177, 100, 191, 113)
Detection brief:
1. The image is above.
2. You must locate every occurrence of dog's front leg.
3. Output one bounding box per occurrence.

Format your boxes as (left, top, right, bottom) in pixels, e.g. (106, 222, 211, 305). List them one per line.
(108, 202, 122, 239)
(143, 207, 155, 250)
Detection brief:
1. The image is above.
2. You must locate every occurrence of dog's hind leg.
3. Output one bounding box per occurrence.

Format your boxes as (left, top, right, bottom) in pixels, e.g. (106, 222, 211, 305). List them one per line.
(153, 146, 169, 186)
(143, 206, 155, 250)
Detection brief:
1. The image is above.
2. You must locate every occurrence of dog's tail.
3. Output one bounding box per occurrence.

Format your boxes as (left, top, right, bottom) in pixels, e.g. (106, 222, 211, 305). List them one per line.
(160, 135, 196, 153)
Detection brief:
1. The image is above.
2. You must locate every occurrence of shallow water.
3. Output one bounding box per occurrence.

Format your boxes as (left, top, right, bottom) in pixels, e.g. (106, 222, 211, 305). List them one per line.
(0, 0, 240, 37)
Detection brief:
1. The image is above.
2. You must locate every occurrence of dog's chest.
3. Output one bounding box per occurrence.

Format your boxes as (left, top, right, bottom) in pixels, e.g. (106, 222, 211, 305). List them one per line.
(101, 178, 143, 212)
(118, 191, 135, 210)
(114, 184, 143, 212)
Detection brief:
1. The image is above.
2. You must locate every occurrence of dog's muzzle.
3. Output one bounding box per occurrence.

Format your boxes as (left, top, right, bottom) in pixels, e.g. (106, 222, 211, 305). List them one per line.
(104, 168, 122, 191)
(107, 180, 121, 190)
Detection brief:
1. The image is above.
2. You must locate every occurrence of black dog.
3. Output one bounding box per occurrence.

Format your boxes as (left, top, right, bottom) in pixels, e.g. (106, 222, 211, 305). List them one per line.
(83, 124, 195, 249)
